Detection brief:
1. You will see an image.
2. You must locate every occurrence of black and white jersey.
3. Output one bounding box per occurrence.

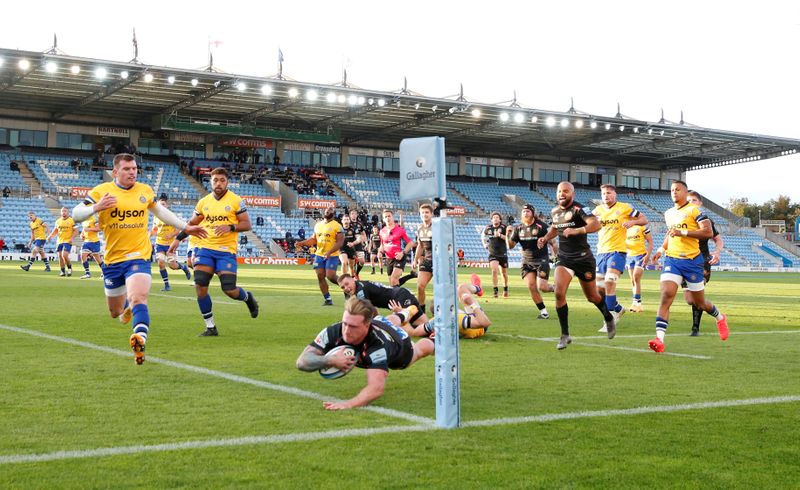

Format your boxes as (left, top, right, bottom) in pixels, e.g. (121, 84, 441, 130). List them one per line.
(699, 219, 719, 259)
(310, 318, 412, 371)
(416, 222, 433, 261)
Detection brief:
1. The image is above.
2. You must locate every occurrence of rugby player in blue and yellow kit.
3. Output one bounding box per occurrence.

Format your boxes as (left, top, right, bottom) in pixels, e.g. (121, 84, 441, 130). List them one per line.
(73, 153, 207, 364)
(20, 211, 51, 272)
(295, 205, 344, 306)
(171, 167, 259, 337)
(592, 184, 648, 332)
(79, 213, 104, 279)
(648, 181, 729, 353)
(46, 207, 78, 276)
(149, 197, 192, 291)
(625, 223, 653, 312)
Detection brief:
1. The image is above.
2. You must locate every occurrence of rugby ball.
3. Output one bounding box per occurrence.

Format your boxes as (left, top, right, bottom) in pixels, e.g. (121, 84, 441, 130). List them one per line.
(319, 345, 357, 380)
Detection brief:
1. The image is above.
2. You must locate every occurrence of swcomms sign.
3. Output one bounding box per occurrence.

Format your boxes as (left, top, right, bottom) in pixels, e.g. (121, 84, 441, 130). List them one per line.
(399, 136, 446, 202)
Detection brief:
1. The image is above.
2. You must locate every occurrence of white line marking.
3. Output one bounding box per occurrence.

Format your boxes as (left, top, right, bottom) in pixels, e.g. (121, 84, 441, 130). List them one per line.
(462, 395, 800, 427)
(494, 333, 712, 359)
(0, 324, 433, 427)
(551, 330, 800, 340)
(2, 394, 797, 465)
(151, 293, 239, 305)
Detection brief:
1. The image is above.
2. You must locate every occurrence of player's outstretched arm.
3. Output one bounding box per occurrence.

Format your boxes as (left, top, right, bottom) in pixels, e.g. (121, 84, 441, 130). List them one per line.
(296, 345, 330, 372)
(324, 369, 388, 410)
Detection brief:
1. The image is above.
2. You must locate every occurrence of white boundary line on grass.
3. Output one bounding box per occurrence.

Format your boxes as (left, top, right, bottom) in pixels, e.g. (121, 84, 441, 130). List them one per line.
(493, 333, 712, 359)
(151, 293, 239, 305)
(2, 394, 798, 465)
(0, 324, 434, 427)
(571, 330, 800, 340)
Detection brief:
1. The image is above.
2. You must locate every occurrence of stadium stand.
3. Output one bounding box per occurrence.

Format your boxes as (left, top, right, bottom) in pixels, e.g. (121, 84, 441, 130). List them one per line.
(0, 153, 29, 193)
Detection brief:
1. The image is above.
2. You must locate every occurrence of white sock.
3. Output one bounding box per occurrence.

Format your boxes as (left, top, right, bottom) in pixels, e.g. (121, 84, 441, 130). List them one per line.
(204, 315, 216, 329)
(656, 330, 665, 341)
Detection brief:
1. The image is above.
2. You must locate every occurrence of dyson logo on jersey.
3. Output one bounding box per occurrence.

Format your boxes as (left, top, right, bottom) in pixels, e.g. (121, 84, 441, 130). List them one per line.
(109, 208, 145, 221)
(600, 218, 620, 226)
(205, 215, 230, 224)
(669, 223, 689, 230)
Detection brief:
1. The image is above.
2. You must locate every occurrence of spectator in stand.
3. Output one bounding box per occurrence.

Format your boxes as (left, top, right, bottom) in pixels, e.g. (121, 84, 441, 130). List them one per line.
(256, 215, 264, 227)
(0, 236, 6, 251)
(285, 231, 294, 249)
(298, 226, 306, 241)
(2, 186, 10, 198)
(274, 155, 281, 165)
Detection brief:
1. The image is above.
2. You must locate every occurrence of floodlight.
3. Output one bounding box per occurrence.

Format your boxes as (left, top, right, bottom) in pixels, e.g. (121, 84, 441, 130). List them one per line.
(191, 78, 198, 87)
(499, 112, 510, 122)
(71, 65, 81, 75)
(575, 119, 584, 128)
(377, 98, 386, 107)
(513, 113, 524, 123)
(95, 67, 107, 80)
(121, 71, 130, 80)
(337, 94, 346, 103)
(347, 94, 357, 105)
(326, 92, 336, 103)
(288, 87, 299, 98)
(590, 120, 597, 129)
(167, 75, 176, 84)
(471, 109, 481, 118)
(261, 84, 272, 95)
(143, 73, 154, 83)
(45, 61, 58, 73)
(18, 59, 30, 70)
(306, 89, 318, 101)
(236, 82, 246, 91)
(546, 116, 556, 127)
(530, 115, 538, 123)
(560, 118, 569, 128)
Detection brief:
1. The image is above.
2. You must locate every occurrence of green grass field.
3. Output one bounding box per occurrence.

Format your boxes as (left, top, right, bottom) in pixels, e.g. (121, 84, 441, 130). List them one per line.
(1, 262, 799, 488)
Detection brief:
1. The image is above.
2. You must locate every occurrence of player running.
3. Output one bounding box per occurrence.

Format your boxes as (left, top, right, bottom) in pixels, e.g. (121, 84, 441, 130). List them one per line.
(295, 205, 344, 306)
(340, 213, 366, 279)
(47, 207, 78, 277)
(171, 167, 260, 336)
(150, 197, 192, 291)
(482, 211, 509, 298)
(507, 204, 556, 320)
(295, 297, 434, 410)
(79, 213, 104, 279)
(593, 184, 648, 332)
(648, 181, 729, 352)
(368, 224, 383, 275)
(413, 203, 434, 310)
(378, 209, 415, 286)
(685, 190, 725, 337)
(72, 153, 206, 364)
(20, 211, 51, 272)
(625, 223, 653, 312)
(537, 182, 617, 349)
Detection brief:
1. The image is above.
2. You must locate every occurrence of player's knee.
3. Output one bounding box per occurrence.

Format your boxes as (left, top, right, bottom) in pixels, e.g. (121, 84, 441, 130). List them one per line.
(219, 274, 238, 291)
(194, 270, 213, 287)
(604, 272, 619, 283)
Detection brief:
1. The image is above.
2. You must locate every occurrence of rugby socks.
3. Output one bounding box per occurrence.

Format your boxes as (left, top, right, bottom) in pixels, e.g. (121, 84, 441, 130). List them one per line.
(234, 287, 249, 301)
(504, 286, 509, 294)
(493, 286, 499, 296)
(536, 302, 548, 316)
(594, 300, 614, 322)
(180, 263, 190, 275)
(356, 263, 363, 277)
(692, 305, 703, 330)
(198, 294, 215, 328)
(708, 305, 722, 320)
(159, 268, 170, 287)
(656, 316, 668, 341)
(556, 304, 569, 336)
(131, 304, 150, 343)
(398, 273, 415, 286)
(605, 294, 624, 314)
(633, 293, 641, 303)
(83, 261, 90, 275)
(323, 292, 332, 301)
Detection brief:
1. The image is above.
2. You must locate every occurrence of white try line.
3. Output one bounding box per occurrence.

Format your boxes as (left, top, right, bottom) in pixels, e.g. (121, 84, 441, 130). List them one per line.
(2, 394, 798, 465)
(494, 333, 712, 359)
(0, 324, 434, 427)
(571, 330, 800, 340)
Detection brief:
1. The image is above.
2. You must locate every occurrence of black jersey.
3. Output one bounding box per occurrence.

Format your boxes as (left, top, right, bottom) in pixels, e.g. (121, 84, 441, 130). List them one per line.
(510, 219, 549, 262)
(416, 222, 433, 261)
(310, 318, 412, 371)
(483, 224, 508, 257)
(369, 231, 381, 253)
(353, 280, 414, 309)
(699, 219, 719, 259)
(550, 201, 594, 261)
(343, 224, 364, 252)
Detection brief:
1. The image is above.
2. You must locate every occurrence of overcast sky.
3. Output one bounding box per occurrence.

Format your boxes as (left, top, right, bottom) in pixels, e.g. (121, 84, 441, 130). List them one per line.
(2, 1, 798, 206)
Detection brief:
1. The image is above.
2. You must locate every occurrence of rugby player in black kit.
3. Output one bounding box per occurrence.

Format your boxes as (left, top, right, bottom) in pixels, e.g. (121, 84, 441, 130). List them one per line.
(537, 182, 617, 349)
(506, 204, 555, 319)
(482, 211, 510, 298)
(337, 274, 430, 332)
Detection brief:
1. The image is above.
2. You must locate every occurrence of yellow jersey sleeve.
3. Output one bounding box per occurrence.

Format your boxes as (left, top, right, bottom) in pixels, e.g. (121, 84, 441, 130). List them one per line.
(82, 216, 100, 242)
(665, 203, 705, 259)
(313, 220, 343, 257)
(91, 182, 156, 264)
(194, 191, 245, 253)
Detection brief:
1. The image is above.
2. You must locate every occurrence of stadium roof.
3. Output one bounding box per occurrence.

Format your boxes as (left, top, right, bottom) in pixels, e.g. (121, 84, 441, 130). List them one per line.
(2, 47, 800, 171)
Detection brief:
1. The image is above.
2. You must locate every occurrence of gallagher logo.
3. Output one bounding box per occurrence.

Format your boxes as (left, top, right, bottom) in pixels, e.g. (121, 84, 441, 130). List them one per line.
(416, 157, 426, 168)
(109, 208, 145, 221)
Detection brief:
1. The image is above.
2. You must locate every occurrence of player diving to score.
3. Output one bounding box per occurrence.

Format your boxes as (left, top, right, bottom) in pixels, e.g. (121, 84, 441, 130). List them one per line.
(72, 153, 207, 364)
